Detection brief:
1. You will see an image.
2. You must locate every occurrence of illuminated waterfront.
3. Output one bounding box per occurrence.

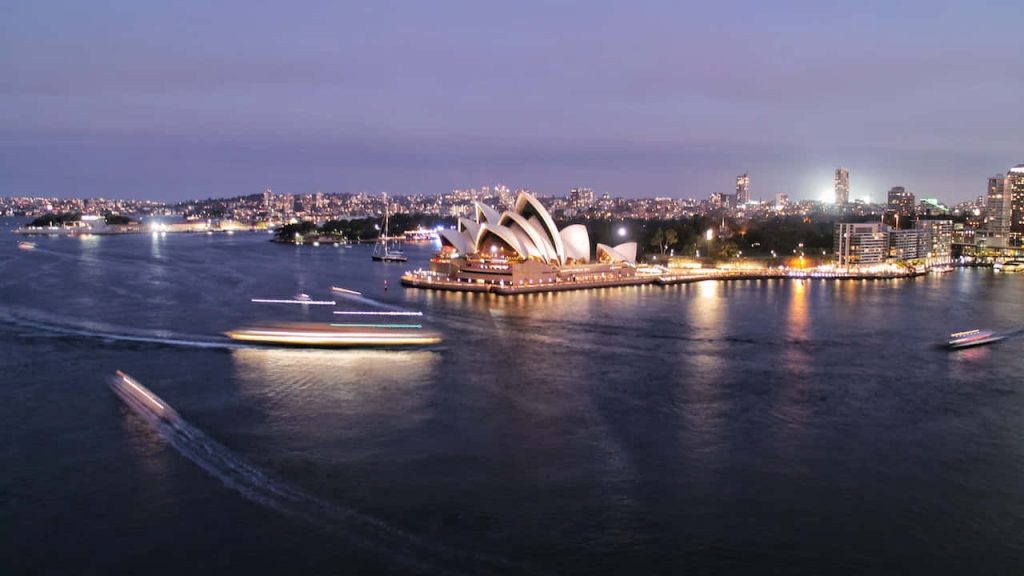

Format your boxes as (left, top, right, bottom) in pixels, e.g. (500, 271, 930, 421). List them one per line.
(4, 224, 1024, 574)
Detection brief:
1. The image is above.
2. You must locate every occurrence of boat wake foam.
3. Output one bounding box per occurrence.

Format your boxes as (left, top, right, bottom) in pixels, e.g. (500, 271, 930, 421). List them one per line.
(111, 371, 539, 576)
(0, 307, 241, 351)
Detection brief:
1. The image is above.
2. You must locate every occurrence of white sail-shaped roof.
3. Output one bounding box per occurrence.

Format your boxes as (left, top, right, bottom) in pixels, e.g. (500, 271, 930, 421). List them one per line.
(438, 228, 471, 254)
(596, 242, 637, 266)
(559, 225, 590, 263)
(515, 193, 565, 264)
(525, 216, 559, 262)
(475, 222, 527, 257)
(458, 217, 482, 241)
(499, 212, 556, 262)
(474, 202, 502, 225)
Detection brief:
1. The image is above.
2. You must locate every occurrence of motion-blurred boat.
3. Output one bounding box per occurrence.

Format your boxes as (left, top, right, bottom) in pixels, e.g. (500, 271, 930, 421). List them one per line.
(17, 241, 36, 250)
(947, 329, 1004, 350)
(225, 322, 441, 347)
(109, 370, 180, 423)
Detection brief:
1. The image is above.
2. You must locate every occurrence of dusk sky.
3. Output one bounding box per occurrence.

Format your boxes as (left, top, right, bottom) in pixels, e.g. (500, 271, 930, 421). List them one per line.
(2, 1, 1021, 202)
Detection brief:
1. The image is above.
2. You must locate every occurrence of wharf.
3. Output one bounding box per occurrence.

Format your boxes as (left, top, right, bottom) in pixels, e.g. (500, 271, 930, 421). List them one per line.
(401, 268, 927, 295)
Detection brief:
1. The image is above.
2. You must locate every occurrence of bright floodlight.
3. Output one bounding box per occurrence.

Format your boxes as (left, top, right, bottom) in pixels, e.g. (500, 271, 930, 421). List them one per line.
(706, 229, 714, 241)
(618, 226, 627, 237)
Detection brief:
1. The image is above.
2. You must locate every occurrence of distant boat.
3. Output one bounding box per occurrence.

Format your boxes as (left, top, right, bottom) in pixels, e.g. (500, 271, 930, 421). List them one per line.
(995, 260, 1024, 272)
(403, 227, 438, 242)
(17, 241, 36, 250)
(947, 329, 1004, 350)
(371, 192, 408, 263)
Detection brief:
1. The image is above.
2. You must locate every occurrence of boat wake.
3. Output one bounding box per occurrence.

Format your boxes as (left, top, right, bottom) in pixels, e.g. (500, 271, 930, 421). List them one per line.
(110, 371, 538, 576)
(0, 307, 242, 351)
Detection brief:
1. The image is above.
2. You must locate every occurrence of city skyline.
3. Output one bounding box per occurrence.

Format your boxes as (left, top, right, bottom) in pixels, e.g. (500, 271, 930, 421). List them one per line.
(2, 2, 1022, 202)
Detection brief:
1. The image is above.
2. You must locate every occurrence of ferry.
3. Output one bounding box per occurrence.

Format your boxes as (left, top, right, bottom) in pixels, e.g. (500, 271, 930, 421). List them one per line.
(225, 322, 442, 347)
(994, 260, 1024, 272)
(947, 329, 1004, 350)
(404, 227, 439, 242)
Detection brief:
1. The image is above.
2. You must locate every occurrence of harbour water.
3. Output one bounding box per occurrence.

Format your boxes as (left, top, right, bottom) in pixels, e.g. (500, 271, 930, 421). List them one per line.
(3, 221, 1024, 574)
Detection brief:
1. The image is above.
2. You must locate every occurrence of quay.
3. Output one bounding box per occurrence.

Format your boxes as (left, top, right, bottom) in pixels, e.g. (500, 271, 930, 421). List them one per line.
(400, 267, 928, 295)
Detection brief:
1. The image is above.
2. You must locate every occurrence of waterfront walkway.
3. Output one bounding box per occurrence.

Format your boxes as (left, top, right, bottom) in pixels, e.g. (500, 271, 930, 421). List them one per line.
(401, 268, 927, 295)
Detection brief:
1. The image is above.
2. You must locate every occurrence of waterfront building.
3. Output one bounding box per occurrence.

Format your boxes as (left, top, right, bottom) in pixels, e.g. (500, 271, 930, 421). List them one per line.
(888, 229, 921, 260)
(1010, 165, 1024, 246)
(735, 173, 750, 205)
(914, 219, 953, 264)
(835, 168, 850, 205)
(834, 222, 886, 266)
(424, 192, 638, 290)
(985, 174, 1011, 247)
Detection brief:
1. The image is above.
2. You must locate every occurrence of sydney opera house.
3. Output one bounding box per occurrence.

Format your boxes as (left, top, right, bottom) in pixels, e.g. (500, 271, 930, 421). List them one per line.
(402, 192, 641, 293)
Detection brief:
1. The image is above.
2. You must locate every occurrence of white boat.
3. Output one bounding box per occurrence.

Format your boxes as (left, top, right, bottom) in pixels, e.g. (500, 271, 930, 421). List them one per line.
(371, 192, 408, 263)
(947, 329, 1004, 350)
(17, 241, 36, 250)
(403, 227, 438, 242)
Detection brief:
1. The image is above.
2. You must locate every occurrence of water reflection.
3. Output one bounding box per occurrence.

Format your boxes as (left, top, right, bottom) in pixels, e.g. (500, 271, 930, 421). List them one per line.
(231, 348, 439, 438)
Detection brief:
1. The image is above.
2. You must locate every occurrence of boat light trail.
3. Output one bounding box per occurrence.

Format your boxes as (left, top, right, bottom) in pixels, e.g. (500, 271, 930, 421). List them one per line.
(329, 323, 423, 329)
(333, 311, 423, 316)
(330, 286, 363, 295)
(251, 298, 336, 305)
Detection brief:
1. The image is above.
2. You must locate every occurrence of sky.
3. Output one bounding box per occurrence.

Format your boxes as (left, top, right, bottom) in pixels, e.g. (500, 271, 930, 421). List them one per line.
(1, 0, 1022, 203)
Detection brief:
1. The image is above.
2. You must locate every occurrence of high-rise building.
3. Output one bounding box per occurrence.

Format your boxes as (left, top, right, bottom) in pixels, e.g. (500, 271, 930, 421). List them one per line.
(986, 174, 1011, 238)
(834, 168, 850, 205)
(887, 186, 915, 217)
(569, 187, 595, 211)
(1010, 164, 1024, 244)
(735, 173, 750, 205)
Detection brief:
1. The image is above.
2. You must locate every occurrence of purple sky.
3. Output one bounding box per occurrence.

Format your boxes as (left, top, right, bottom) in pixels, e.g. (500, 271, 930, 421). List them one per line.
(2, 1, 1021, 202)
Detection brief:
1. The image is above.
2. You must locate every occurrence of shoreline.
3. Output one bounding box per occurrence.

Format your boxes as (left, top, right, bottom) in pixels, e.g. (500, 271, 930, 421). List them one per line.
(401, 268, 929, 295)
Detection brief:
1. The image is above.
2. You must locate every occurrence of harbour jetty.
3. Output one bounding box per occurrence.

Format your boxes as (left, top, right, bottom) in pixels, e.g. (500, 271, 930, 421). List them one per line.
(401, 266, 927, 295)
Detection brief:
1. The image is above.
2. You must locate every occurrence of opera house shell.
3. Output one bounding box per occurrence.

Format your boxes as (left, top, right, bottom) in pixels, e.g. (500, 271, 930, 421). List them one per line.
(437, 192, 637, 266)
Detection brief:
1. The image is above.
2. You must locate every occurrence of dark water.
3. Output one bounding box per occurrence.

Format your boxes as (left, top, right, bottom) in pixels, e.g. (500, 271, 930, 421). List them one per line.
(3, 221, 1024, 575)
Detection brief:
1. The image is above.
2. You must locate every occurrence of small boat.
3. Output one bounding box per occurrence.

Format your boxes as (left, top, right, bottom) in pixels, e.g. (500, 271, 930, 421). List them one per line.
(17, 241, 36, 250)
(109, 370, 181, 423)
(947, 329, 1004, 350)
(331, 286, 363, 296)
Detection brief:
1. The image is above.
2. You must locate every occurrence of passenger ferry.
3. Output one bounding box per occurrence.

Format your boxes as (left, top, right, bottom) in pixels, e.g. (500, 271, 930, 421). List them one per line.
(403, 227, 439, 242)
(947, 329, 1004, 350)
(225, 322, 442, 347)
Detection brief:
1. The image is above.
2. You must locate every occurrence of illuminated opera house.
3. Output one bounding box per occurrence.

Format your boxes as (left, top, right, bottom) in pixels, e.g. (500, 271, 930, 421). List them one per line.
(402, 192, 640, 293)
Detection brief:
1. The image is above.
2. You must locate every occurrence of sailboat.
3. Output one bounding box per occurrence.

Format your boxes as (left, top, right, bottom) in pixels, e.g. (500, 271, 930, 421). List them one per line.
(371, 193, 407, 263)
